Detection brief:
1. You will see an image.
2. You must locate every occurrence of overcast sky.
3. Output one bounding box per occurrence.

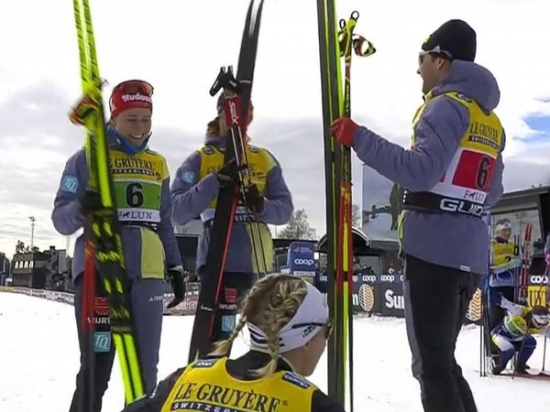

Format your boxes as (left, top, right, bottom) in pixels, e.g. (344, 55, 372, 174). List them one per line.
(1, 0, 549, 255)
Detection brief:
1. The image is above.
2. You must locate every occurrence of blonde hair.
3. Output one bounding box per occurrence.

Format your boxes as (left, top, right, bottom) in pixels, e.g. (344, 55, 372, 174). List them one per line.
(209, 273, 308, 378)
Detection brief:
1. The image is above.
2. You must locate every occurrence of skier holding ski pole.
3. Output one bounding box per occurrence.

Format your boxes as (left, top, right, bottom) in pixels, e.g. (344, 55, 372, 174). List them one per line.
(170, 91, 293, 357)
(52, 79, 185, 411)
(120, 273, 344, 412)
(331, 19, 505, 412)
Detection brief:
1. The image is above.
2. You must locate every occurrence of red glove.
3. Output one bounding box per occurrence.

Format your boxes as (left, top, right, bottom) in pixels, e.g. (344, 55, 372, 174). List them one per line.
(68, 95, 101, 126)
(330, 117, 359, 147)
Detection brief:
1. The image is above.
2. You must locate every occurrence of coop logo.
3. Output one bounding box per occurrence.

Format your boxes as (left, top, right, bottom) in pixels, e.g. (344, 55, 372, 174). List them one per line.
(385, 289, 404, 309)
(380, 275, 395, 282)
(362, 275, 376, 282)
(530, 275, 549, 285)
(294, 259, 314, 266)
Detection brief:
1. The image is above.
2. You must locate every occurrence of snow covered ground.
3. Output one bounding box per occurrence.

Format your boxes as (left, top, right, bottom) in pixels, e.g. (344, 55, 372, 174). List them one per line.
(1, 292, 548, 412)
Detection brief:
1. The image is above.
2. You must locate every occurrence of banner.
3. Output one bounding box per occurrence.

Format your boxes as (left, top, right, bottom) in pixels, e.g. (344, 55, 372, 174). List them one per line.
(0, 286, 199, 316)
(281, 241, 317, 283)
(352, 271, 405, 317)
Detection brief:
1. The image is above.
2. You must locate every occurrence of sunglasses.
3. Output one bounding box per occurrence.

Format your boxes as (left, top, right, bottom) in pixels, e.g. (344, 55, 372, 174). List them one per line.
(292, 318, 334, 340)
(418, 47, 452, 65)
(112, 79, 154, 97)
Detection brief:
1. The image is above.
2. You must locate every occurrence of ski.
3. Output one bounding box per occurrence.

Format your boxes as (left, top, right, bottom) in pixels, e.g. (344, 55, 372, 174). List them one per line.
(475, 369, 550, 380)
(316, 0, 345, 403)
(316, 1, 375, 409)
(72, 0, 144, 404)
(187, 0, 265, 364)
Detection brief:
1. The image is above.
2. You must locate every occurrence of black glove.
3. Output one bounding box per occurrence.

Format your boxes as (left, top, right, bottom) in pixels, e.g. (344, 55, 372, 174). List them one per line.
(166, 267, 187, 309)
(244, 184, 265, 213)
(216, 159, 246, 188)
(78, 189, 102, 215)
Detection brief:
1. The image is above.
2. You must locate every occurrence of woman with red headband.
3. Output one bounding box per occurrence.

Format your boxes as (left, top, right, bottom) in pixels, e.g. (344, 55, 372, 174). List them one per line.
(52, 80, 185, 411)
(170, 91, 294, 358)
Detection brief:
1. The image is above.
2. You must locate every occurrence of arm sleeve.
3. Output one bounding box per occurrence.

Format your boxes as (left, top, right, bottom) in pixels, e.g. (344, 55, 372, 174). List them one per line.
(120, 368, 185, 412)
(158, 160, 183, 269)
(484, 129, 505, 209)
(311, 390, 346, 412)
(255, 150, 294, 225)
(499, 296, 524, 316)
(170, 151, 220, 225)
(51, 149, 87, 235)
(351, 96, 469, 191)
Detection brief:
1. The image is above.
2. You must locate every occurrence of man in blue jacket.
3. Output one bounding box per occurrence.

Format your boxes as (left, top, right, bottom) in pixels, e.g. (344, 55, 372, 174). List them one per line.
(331, 20, 505, 412)
(171, 93, 293, 354)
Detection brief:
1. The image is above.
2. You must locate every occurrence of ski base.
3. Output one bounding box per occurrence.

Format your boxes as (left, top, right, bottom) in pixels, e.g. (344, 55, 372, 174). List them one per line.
(475, 369, 550, 380)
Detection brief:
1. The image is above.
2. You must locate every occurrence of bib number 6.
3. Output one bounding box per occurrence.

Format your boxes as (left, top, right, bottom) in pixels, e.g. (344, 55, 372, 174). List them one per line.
(476, 156, 492, 190)
(126, 183, 144, 208)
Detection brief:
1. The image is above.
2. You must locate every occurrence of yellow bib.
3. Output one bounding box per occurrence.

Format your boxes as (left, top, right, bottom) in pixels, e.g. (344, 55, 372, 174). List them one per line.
(108, 148, 168, 278)
(405, 91, 504, 217)
(198, 144, 274, 210)
(108, 148, 168, 223)
(160, 358, 318, 412)
(491, 240, 516, 267)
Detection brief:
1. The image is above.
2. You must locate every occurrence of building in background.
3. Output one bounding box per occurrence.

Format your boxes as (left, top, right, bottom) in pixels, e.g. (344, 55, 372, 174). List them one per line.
(10, 246, 69, 290)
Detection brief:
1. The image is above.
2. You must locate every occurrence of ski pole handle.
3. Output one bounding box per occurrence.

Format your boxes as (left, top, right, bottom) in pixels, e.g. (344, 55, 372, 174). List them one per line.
(209, 66, 240, 96)
(353, 35, 376, 57)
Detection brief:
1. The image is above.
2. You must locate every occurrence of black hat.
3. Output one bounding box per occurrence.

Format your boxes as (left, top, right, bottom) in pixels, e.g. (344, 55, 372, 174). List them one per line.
(422, 19, 477, 62)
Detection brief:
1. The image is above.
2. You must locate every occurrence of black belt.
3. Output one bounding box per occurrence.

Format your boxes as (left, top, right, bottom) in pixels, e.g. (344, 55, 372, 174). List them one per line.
(403, 191, 484, 218)
(203, 214, 255, 229)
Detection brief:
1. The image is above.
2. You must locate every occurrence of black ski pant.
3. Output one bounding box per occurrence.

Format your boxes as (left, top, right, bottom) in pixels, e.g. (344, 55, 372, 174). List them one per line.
(403, 254, 479, 412)
(198, 267, 257, 355)
(69, 274, 165, 412)
(69, 275, 116, 412)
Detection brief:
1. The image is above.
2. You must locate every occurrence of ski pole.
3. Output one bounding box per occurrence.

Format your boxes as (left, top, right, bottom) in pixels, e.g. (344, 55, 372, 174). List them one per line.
(336, 11, 376, 411)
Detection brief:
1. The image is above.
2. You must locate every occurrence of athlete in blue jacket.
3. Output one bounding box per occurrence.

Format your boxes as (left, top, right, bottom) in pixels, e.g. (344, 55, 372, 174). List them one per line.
(52, 80, 184, 410)
(171, 93, 293, 356)
(331, 20, 505, 412)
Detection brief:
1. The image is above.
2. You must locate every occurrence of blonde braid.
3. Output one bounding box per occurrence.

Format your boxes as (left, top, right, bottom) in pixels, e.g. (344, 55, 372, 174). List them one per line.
(248, 275, 307, 378)
(206, 274, 307, 378)
(210, 314, 248, 358)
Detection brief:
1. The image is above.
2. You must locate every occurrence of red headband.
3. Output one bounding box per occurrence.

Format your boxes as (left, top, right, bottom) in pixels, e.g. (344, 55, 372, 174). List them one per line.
(110, 90, 153, 118)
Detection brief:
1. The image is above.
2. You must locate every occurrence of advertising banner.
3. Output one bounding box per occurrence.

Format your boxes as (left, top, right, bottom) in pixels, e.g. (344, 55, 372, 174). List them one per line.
(281, 241, 317, 283)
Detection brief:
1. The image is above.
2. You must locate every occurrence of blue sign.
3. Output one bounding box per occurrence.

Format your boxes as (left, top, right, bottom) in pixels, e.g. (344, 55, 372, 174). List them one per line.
(287, 242, 316, 273)
(94, 331, 111, 353)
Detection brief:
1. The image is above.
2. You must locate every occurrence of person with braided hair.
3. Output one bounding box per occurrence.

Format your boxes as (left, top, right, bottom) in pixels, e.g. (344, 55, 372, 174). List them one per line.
(121, 273, 343, 412)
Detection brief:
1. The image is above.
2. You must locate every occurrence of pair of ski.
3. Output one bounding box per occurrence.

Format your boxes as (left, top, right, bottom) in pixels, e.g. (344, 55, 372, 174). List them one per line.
(74, 1, 270, 407)
(73, 0, 144, 409)
(316, 1, 376, 411)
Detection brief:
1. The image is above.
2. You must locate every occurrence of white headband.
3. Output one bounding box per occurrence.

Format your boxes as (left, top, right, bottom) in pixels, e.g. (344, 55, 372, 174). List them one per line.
(496, 221, 512, 231)
(247, 280, 329, 353)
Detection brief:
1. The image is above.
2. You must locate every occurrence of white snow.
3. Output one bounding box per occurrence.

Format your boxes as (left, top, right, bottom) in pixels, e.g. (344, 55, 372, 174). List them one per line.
(0, 292, 548, 412)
